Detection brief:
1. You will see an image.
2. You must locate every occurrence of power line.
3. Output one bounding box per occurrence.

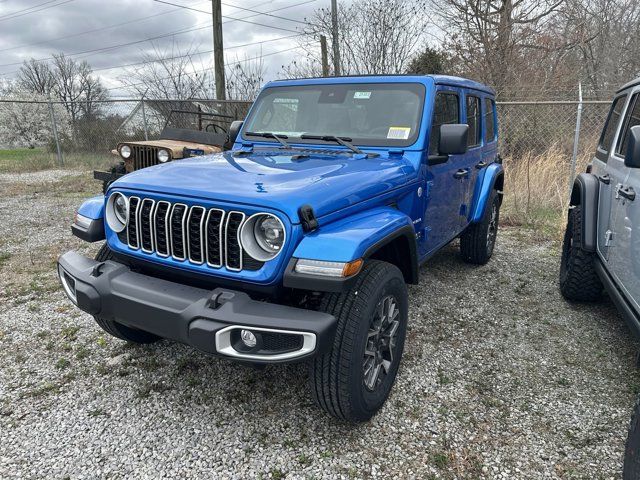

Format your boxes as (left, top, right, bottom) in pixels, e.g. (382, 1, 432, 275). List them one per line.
(0, 21, 214, 69)
(92, 33, 304, 72)
(0, 8, 181, 53)
(0, 0, 74, 22)
(105, 44, 309, 92)
(153, 0, 309, 25)
(220, 1, 308, 25)
(0, 0, 60, 19)
(0, 0, 276, 55)
(0, 0, 315, 70)
(0, 0, 317, 77)
(153, 0, 300, 33)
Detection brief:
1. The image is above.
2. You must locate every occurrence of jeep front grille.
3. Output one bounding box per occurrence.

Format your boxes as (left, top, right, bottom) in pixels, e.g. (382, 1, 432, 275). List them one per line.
(124, 198, 263, 272)
(133, 146, 160, 169)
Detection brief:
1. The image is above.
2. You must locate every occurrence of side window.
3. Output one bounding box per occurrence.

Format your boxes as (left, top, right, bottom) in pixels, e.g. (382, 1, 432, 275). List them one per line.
(429, 92, 459, 155)
(484, 98, 496, 142)
(466, 95, 481, 147)
(617, 94, 640, 157)
(599, 95, 626, 154)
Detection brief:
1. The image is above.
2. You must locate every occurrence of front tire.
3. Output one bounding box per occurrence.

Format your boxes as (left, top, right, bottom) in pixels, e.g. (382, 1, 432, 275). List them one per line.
(460, 189, 500, 264)
(309, 260, 408, 422)
(559, 205, 602, 301)
(93, 244, 160, 344)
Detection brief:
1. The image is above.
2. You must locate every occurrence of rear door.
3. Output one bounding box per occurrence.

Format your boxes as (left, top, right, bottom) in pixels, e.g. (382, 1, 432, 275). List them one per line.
(607, 91, 640, 309)
(460, 93, 482, 229)
(594, 94, 629, 262)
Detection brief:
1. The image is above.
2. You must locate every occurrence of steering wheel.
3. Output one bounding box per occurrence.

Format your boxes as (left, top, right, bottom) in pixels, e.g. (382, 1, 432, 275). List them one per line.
(206, 123, 227, 134)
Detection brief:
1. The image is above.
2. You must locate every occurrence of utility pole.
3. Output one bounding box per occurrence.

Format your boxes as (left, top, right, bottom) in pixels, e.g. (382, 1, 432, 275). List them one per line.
(212, 0, 226, 100)
(47, 93, 63, 167)
(320, 35, 329, 77)
(330, 0, 341, 76)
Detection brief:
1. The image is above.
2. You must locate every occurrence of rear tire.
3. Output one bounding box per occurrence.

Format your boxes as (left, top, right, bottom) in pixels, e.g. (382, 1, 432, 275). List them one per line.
(460, 189, 500, 264)
(559, 205, 602, 301)
(309, 260, 408, 422)
(93, 244, 159, 344)
(624, 396, 640, 479)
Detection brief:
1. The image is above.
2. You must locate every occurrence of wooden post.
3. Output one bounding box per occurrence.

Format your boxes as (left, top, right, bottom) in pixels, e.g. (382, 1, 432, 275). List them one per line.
(320, 35, 329, 77)
(212, 0, 226, 100)
(331, 0, 341, 76)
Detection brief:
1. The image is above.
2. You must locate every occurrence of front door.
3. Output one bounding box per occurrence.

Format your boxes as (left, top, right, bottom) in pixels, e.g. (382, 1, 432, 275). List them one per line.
(421, 89, 465, 254)
(607, 91, 640, 310)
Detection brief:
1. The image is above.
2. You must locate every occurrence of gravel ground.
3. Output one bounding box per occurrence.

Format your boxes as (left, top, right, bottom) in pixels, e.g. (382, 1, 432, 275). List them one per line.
(0, 169, 639, 479)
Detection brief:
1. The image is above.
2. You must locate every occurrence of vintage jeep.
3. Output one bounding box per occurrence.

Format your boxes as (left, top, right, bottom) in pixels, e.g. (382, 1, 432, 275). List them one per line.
(58, 75, 504, 422)
(94, 109, 241, 192)
(558, 77, 640, 477)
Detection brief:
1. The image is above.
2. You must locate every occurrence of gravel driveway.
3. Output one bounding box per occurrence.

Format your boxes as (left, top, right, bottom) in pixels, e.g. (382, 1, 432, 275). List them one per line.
(0, 170, 638, 479)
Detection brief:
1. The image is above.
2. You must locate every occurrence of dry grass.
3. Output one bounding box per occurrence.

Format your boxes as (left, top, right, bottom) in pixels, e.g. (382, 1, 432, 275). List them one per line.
(0, 148, 112, 174)
(500, 146, 592, 239)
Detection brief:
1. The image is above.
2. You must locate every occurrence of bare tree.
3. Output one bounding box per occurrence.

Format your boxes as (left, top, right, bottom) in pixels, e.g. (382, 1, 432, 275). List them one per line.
(50, 54, 108, 124)
(17, 54, 108, 146)
(121, 43, 212, 100)
(225, 52, 266, 101)
(16, 58, 54, 95)
(281, 0, 429, 78)
(432, 0, 568, 95)
(562, 0, 640, 98)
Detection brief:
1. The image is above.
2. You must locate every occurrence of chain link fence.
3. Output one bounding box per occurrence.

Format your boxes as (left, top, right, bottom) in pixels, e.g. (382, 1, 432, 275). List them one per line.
(0, 96, 611, 172)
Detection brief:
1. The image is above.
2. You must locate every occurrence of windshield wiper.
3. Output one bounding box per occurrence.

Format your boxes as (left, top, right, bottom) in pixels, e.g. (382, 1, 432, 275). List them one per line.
(245, 131, 291, 149)
(300, 134, 363, 155)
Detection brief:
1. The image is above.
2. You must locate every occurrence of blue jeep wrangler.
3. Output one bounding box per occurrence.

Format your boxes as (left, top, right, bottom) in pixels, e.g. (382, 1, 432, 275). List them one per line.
(57, 75, 504, 422)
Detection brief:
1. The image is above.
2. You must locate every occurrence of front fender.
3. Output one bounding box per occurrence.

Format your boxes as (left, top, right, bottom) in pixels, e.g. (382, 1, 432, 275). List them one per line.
(77, 195, 105, 220)
(292, 206, 414, 262)
(72, 195, 105, 243)
(284, 206, 417, 292)
(470, 163, 504, 223)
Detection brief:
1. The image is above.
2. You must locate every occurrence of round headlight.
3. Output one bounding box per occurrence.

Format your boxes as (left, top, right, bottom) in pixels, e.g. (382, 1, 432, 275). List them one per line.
(240, 213, 286, 262)
(157, 149, 170, 163)
(106, 192, 129, 233)
(120, 145, 131, 159)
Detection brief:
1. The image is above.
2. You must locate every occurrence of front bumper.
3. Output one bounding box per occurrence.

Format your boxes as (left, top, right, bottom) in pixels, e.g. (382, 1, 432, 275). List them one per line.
(57, 251, 336, 363)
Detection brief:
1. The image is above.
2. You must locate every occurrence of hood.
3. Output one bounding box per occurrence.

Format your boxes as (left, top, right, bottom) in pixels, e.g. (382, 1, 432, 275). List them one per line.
(112, 149, 418, 222)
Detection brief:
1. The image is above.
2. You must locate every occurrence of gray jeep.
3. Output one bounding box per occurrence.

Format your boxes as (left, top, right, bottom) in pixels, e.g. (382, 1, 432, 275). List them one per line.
(559, 77, 640, 478)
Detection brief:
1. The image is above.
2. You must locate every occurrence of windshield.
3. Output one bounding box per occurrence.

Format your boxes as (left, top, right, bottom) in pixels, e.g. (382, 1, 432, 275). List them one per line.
(243, 83, 426, 148)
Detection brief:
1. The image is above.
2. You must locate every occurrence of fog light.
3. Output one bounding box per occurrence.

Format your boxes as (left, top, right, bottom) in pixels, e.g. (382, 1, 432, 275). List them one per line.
(240, 329, 257, 348)
(58, 264, 77, 304)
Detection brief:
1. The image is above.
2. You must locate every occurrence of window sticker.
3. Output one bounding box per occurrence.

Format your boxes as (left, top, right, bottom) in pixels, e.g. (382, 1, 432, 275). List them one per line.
(273, 98, 299, 104)
(387, 127, 411, 140)
(353, 91, 372, 99)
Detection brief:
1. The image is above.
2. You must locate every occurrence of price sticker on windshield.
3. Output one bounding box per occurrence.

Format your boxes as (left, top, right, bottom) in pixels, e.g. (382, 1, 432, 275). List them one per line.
(387, 127, 411, 140)
(354, 91, 372, 99)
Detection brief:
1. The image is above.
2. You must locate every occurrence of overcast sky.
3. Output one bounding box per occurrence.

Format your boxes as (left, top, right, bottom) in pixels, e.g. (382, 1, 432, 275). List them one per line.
(0, 0, 333, 97)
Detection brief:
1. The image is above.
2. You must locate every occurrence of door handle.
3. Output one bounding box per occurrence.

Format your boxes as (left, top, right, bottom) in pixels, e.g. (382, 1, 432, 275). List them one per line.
(453, 168, 470, 179)
(598, 174, 611, 185)
(618, 185, 636, 201)
(475, 161, 487, 169)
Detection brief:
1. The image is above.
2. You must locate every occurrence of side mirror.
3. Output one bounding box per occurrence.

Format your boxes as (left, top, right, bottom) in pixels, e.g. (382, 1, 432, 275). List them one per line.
(439, 124, 469, 155)
(625, 125, 640, 169)
(225, 120, 244, 150)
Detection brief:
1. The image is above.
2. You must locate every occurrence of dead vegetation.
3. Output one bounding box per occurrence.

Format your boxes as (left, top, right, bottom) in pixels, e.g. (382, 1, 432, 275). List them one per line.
(500, 146, 592, 239)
